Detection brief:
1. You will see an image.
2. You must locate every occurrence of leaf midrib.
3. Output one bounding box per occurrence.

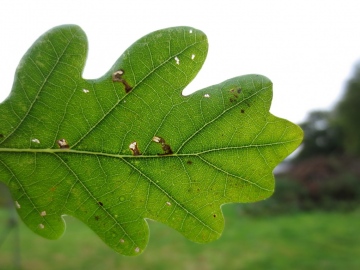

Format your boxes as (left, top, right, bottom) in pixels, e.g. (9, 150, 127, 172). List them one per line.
(0, 138, 301, 157)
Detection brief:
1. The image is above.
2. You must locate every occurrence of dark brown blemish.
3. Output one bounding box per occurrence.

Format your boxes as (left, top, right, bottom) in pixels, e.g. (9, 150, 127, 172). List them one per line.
(0, 134, 4, 138)
(229, 87, 241, 103)
(230, 87, 241, 94)
(152, 136, 173, 155)
(187, 160, 193, 165)
(95, 216, 100, 221)
(241, 109, 245, 113)
(213, 214, 217, 218)
(129, 141, 141, 156)
(98, 201, 103, 206)
(112, 69, 133, 93)
(57, 139, 69, 149)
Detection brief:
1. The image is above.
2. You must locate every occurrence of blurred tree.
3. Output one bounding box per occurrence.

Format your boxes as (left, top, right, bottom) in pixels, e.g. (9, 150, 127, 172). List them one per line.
(295, 111, 343, 160)
(335, 62, 360, 156)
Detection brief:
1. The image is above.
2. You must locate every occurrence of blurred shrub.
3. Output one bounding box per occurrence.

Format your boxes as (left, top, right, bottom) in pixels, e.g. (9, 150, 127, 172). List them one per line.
(0, 182, 12, 208)
(240, 156, 360, 216)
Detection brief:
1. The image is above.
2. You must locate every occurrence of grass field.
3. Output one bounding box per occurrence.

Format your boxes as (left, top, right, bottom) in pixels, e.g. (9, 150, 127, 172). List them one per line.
(1, 205, 359, 270)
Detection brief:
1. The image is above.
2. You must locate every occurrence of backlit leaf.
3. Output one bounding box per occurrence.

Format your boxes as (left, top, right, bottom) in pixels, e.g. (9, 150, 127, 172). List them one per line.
(0, 25, 303, 255)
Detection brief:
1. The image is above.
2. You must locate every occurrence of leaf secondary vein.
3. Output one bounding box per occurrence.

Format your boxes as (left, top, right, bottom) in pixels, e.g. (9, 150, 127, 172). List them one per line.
(175, 83, 272, 153)
(71, 37, 206, 148)
(1, 32, 76, 145)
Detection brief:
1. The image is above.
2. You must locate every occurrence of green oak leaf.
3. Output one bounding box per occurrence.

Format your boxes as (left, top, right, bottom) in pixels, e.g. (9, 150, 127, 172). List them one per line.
(0, 25, 303, 256)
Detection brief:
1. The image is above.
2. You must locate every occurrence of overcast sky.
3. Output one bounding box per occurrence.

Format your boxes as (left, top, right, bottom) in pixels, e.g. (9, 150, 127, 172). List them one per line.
(1, 0, 360, 124)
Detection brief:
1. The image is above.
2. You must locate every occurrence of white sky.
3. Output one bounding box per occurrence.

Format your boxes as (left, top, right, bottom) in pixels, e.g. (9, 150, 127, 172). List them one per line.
(1, 0, 360, 124)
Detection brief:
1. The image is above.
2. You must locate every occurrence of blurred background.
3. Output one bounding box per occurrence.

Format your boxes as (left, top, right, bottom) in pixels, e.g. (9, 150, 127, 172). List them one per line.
(1, 0, 360, 269)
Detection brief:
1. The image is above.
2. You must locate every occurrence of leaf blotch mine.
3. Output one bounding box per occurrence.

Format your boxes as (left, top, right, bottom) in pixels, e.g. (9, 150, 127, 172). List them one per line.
(57, 139, 69, 149)
(174, 56, 180, 65)
(112, 70, 133, 93)
(15, 201, 21, 209)
(152, 136, 173, 155)
(31, 138, 40, 144)
(129, 141, 141, 156)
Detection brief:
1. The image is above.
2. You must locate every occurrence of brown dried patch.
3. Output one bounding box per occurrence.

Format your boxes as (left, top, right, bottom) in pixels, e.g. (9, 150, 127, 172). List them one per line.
(57, 139, 69, 149)
(129, 141, 141, 156)
(112, 69, 133, 93)
(152, 136, 173, 155)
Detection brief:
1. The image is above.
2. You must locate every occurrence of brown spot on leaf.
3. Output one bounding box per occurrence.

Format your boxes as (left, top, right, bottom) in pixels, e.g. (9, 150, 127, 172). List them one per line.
(213, 214, 217, 218)
(187, 160, 193, 165)
(241, 109, 245, 113)
(112, 70, 124, 81)
(129, 141, 141, 156)
(57, 139, 69, 149)
(229, 87, 241, 103)
(112, 69, 133, 93)
(95, 216, 100, 221)
(0, 134, 4, 138)
(152, 136, 173, 155)
(98, 201, 103, 206)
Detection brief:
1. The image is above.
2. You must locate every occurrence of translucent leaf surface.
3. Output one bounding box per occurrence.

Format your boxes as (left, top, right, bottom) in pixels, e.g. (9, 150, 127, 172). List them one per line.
(0, 25, 303, 255)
